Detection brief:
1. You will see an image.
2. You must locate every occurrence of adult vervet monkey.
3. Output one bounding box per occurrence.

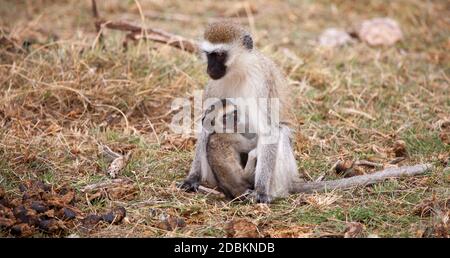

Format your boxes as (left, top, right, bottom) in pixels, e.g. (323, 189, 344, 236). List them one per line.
(179, 21, 297, 203)
(178, 21, 431, 203)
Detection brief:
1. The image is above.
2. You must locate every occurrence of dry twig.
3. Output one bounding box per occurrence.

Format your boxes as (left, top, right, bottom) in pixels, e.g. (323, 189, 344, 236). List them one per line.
(91, 0, 197, 53)
(294, 163, 432, 193)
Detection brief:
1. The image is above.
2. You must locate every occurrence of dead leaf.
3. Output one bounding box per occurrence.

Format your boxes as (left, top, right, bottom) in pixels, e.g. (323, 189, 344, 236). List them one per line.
(162, 134, 196, 151)
(107, 152, 132, 178)
(83, 180, 138, 201)
(10, 223, 35, 237)
(86, 191, 104, 202)
(225, 219, 260, 238)
(304, 193, 341, 209)
(344, 222, 365, 238)
(0, 180, 127, 237)
(107, 184, 138, 201)
(44, 123, 62, 135)
(265, 225, 312, 238)
(0, 188, 5, 199)
(421, 223, 449, 238)
(335, 160, 353, 174)
(60, 189, 75, 205)
(0, 217, 15, 228)
(439, 121, 450, 145)
(156, 213, 186, 231)
(392, 140, 408, 157)
(413, 197, 449, 217)
(345, 165, 366, 177)
(0, 36, 25, 53)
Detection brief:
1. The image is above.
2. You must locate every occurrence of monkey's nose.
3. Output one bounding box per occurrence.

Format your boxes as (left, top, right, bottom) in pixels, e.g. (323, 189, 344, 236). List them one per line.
(207, 67, 226, 80)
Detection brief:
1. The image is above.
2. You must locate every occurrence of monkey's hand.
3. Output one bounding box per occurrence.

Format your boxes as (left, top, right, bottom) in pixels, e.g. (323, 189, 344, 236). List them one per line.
(242, 189, 257, 202)
(177, 178, 200, 192)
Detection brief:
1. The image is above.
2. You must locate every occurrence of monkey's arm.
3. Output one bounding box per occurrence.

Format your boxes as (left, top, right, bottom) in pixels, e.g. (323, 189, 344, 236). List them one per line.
(291, 164, 432, 193)
(179, 88, 215, 191)
(254, 142, 278, 203)
(243, 149, 257, 183)
(178, 129, 210, 191)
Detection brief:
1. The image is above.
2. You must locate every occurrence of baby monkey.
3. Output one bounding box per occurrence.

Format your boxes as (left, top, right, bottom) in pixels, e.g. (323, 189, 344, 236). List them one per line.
(202, 99, 257, 200)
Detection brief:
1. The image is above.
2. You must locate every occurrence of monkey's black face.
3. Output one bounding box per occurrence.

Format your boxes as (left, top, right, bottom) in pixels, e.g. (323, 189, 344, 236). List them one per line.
(206, 51, 227, 80)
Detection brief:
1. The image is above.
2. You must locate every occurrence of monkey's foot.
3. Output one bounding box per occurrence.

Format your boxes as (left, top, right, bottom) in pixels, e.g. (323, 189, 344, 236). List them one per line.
(237, 189, 256, 202)
(240, 190, 272, 204)
(177, 179, 199, 192)
(255, 192, 273, 204)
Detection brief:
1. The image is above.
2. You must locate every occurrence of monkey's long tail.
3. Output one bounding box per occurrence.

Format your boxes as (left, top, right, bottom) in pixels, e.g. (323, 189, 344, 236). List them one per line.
(292, 163, 433, 193)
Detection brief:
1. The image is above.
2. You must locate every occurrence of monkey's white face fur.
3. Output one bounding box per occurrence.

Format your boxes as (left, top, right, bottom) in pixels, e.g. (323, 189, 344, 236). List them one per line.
(200, 41, 249, 72)
(199, 41, 230, 54)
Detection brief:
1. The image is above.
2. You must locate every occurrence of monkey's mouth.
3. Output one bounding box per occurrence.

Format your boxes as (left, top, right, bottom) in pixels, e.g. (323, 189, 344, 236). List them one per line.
(207, 67, 227, 80)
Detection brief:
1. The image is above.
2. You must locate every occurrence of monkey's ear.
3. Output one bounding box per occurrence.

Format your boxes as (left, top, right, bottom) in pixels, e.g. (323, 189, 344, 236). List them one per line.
(243, 35, 253, 50)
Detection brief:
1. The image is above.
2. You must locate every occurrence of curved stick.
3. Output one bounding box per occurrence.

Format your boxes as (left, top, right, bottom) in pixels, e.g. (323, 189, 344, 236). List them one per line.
(292, 164, 432, 193)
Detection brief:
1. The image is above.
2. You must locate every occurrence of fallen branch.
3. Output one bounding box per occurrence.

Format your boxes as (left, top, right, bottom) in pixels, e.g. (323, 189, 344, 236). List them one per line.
(293, 163, 432, 193)
(90, 0, 198, 53)
(354, 160, 383, 168)
(81, 178, 132, 192)
(95, 20, 198, 53)
(143, 11, 250, 23)
(198, 185, 223, 196)
(389, 157, 406, 164)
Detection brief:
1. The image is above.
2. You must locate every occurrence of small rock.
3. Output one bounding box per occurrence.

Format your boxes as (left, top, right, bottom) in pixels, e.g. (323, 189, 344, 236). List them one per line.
(81, 214, 102, 227)
(37, 219, 64, 233)
(101, 206, 126, 224)
(319, 28, 353, 47)
(30, 201, 49, 213)
(357, 17, 403, 46)
(61, 207, 77, 220)
(13, 205, 38, 225)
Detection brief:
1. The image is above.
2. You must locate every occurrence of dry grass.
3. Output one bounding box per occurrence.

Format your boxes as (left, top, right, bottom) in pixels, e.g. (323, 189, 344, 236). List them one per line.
(0, 0, 449, 237)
